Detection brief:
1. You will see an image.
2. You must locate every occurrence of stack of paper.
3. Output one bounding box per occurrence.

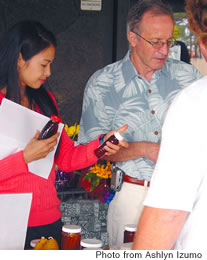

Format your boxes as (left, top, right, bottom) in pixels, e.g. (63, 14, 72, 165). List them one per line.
(0, 98, 64, 179)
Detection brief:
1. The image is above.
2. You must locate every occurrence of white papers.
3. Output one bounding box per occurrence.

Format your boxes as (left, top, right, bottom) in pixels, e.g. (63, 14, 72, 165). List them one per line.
(0, 133, 21, 159)
(0, 193, 32, 250)
(0, 98, 64, 179)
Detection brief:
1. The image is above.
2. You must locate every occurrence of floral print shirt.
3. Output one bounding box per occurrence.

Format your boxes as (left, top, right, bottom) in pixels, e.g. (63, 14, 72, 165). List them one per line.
(78, 51, 201, 181)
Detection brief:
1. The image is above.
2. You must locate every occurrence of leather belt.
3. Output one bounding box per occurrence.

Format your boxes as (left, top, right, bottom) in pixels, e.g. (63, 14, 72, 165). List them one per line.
(124, 175, 150, 187)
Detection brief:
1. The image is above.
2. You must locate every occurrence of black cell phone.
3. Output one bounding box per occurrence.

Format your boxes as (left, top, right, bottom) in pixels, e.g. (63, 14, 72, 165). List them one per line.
(110, 166, 125, 192)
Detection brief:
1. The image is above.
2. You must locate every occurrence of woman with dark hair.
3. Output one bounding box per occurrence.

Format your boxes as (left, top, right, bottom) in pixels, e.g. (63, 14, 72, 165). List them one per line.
(176, 40, 191, 64)
(0, 20, 128, 249)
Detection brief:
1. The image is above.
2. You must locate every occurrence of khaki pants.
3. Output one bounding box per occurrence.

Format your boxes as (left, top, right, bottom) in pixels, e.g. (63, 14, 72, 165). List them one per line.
(107, 181, 149, 248)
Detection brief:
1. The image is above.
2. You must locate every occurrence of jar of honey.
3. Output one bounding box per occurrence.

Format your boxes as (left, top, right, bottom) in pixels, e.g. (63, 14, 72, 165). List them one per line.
(61, 224, 81, 250)
(38, 115, 61, 140)
(123, 224, 137, 243)
(94, 132, 123, 158)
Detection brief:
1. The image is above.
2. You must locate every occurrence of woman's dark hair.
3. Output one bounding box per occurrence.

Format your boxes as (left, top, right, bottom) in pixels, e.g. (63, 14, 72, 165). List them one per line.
(0, 20, 58, 117)
(176, 41, 191, 64)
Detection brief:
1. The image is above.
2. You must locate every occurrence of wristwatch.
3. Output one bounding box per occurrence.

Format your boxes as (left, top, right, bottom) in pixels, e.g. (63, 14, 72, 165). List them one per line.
(99, 134, 106, 145)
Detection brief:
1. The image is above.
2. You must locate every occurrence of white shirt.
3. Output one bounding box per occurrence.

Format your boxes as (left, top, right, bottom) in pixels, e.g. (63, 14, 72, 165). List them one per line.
(144, 76, 207, 250)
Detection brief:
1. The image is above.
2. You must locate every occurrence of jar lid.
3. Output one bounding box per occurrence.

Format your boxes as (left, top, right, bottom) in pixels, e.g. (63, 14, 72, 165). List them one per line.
(30, 238, 40, 248)
(83, 248, 102, 250)
(124, 224, 137, 232)
(114, 132, 124, 141)
(62, 224, 81, 233)
(80, 238, 102, 248)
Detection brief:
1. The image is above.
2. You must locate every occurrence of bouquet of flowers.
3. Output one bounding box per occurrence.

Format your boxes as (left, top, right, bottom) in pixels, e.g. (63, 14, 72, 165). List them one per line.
(78, 160, 115, 203)
(55, 123, 115, 203)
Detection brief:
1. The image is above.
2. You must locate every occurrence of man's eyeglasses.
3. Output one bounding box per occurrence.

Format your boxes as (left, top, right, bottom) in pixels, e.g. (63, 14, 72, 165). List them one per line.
(133, 31, 176, 49)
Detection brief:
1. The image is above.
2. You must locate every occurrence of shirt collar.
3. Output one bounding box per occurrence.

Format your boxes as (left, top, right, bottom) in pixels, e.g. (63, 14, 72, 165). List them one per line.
(122, 50, 171, 83)
(121, 51, 138, 84)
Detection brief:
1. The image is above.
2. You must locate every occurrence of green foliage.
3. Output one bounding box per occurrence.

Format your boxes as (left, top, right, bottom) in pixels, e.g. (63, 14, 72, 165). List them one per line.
(174, 12, 200, 57)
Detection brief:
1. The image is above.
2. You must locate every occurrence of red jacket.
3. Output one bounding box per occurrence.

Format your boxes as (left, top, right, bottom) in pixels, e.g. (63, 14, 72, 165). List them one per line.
(0, 91, 99, 226)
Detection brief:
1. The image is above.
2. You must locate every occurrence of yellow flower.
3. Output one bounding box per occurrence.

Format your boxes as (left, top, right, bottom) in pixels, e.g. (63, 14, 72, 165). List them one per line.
(90, 161, 112, 179)
(67, 126, 76, 137)
(65, 123, 79, 139)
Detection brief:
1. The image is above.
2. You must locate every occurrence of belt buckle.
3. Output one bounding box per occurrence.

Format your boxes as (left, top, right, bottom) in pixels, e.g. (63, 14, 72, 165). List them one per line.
(144, 180, 150, 187)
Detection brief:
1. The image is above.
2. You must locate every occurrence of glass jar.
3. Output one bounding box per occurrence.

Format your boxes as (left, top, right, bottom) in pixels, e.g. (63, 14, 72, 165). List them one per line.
(38, 115, 61, 140)
(94, 132, 123, 158)
(61, 224, 81, 250)
(123, 224, 137, 243)
(80, 238, 102, 249)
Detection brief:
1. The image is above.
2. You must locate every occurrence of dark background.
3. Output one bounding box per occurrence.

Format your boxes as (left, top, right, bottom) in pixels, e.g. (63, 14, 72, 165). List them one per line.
(0, 0, 184, 125)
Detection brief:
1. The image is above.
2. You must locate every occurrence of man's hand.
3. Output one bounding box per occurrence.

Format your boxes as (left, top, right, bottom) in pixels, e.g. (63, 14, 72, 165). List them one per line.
(104, 140, 160, 163)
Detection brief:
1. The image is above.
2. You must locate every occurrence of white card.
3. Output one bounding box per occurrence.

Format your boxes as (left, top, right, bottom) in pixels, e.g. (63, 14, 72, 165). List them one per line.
(0, 193, 32, 250)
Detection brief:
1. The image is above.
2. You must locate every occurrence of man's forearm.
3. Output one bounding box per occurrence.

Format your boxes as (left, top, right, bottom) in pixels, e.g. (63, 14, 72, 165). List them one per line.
(132, 206, 188, 250)
(104, 141, 160, 163)
(104, 142, 145, 162)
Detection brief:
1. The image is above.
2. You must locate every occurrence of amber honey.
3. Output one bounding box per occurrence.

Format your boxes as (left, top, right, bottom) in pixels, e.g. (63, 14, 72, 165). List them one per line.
(61, 225, 81, 250)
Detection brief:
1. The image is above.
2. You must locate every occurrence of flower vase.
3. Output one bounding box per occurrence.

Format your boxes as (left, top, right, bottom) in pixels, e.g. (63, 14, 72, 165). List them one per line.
(89, 179, 110, 203)
(55, 169, 79, 192)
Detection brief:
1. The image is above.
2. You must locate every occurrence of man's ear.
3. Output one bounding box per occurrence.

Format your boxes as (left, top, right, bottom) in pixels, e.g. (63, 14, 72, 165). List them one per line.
(128, 31, 138, 48)
(17, 52, 25, 68)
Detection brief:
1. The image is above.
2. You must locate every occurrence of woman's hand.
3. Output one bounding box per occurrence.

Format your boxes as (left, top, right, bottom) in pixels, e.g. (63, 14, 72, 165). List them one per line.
(103, 124, 128, 156)
(23, 130, 59, 164)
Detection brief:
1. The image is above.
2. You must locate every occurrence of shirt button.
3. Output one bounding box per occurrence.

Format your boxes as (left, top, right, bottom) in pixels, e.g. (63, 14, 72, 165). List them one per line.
(154, 131, 158, 135)
(148, 89, 152, 93)
(151, 110, 155, 114)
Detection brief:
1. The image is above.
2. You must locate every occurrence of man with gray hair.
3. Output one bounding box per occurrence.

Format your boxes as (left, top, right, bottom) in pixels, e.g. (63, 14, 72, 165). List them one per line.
(78, 0, 201, 248)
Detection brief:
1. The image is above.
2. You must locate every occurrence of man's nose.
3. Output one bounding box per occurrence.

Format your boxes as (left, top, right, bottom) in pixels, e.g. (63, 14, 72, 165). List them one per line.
(159, 43, 170, 56)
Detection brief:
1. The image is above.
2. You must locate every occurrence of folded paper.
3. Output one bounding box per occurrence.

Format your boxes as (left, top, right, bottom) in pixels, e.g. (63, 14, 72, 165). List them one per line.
(0, 98, 64, 179)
